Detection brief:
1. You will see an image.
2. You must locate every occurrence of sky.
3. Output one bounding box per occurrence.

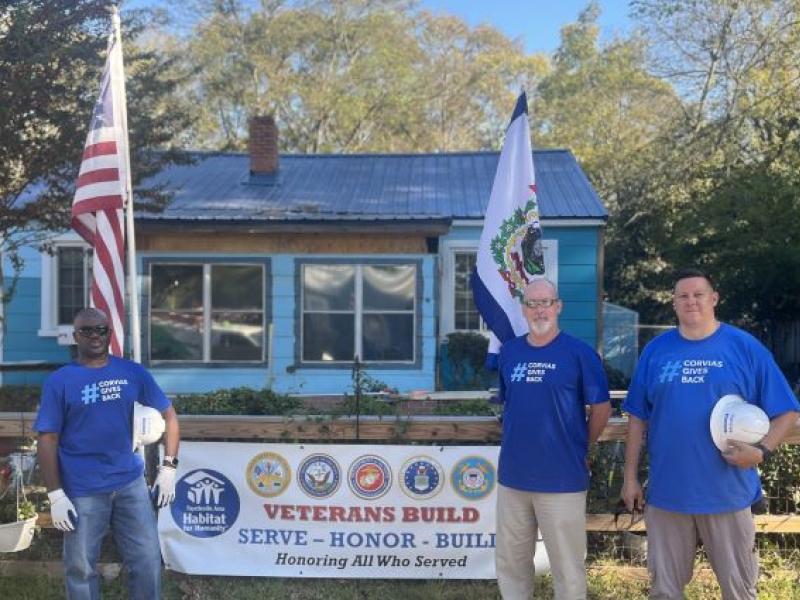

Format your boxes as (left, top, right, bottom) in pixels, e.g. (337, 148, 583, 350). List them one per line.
(420, 1, 633, 54)
(126, 0, 633, 55)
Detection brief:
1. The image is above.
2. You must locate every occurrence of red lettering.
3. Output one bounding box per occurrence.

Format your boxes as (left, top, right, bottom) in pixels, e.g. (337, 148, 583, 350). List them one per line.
(382, 506, 395, 522)
(402, 507, 419, 522)
(312, 506, 327, 521)
(329, 506, 346, 522)
(296, 505, 313, 520)
(464, 507, 479, 523)
(263, 504, 280, 519)
(279, 505, 295, 520)
(346, 507, 364, 522)
(364, 506, 383, 523)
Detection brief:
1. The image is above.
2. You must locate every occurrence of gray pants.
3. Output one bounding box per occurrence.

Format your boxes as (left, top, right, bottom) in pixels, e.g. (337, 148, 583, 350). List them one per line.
(645, 504, 758, 600)
(495, 484, 587, 600)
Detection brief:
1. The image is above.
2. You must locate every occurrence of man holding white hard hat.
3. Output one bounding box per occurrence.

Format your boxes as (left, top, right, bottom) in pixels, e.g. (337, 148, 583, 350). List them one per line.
(35, 308, 180, 599)
(621, 269, 799, 600)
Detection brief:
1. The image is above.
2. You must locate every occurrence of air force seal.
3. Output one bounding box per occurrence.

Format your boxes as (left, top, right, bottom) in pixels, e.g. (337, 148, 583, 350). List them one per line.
(400, 456, 444, 500)
(297, 454, 341, 499)
(451, 456, 496, 500)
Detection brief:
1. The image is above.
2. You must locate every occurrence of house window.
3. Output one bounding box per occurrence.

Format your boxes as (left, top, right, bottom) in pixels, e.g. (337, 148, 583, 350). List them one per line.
(440, 238, 558, 338)
(453, 252, 486, 332)
(56, 247, 92, 325)
(149, 263, 266, 363)
(301, 263, 416, 363)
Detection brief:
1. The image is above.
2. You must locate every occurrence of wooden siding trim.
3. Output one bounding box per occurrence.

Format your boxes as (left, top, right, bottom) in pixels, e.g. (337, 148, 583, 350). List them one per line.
(138, 233, 430, 254)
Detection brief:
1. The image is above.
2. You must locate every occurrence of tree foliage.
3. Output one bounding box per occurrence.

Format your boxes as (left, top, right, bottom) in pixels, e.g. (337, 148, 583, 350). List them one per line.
(174, 0, 546, 152)
(532, 0, 800, 346)
(0, 1, 194, 303)
(6, 0, 800, 354)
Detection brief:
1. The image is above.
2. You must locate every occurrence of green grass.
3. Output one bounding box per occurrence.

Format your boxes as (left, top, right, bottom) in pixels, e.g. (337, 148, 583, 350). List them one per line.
(1, 563, 798, 599)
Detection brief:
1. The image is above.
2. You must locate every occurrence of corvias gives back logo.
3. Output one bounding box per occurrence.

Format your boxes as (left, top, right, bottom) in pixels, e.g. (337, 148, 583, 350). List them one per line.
(80, 378, 129, 405)
(659, 359, 724, 384)
(171, 469, 240, 538)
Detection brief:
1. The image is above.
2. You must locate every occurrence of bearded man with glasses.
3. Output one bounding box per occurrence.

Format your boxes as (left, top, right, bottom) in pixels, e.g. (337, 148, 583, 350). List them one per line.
(34, 307, 180, 599)
(495, 278, 611, 600)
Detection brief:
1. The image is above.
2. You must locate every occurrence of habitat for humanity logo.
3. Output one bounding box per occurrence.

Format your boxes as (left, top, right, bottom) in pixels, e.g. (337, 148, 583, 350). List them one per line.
(171, 469, 240, 538)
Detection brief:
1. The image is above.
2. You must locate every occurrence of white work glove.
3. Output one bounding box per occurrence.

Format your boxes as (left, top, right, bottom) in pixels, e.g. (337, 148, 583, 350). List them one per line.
(151, 466, 177, 508)
(48, 488, 78, 532)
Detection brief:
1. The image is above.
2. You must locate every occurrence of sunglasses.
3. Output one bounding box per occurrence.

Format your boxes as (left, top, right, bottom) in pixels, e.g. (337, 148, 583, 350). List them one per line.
(523, 298, 559, 309)
(76, 326, 111, 338)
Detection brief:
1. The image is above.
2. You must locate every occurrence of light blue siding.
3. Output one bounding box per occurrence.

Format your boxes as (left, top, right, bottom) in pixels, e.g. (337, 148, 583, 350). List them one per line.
(439, 224, 603, 349)
(3, 247, 72, 385)
(141, 253, 437, 395)
(4, 223, 602, 392)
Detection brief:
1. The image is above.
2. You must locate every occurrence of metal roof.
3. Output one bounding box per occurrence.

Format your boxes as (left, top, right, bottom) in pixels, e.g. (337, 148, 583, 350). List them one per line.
(136, 150, 607, 224)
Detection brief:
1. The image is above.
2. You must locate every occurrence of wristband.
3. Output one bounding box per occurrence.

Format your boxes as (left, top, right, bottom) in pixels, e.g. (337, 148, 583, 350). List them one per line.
(755, 443, 773, 464)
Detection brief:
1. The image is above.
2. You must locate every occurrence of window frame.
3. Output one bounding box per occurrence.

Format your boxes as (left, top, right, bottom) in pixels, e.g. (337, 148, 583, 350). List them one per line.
(439, 238, 559, 341)
(39, 233, 92, 340)
(295, 258, 422, 369)
(142, 256, 272, 367)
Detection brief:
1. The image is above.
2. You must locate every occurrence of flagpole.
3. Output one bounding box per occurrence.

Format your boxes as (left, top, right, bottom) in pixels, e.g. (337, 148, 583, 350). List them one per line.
(111, 6, 141, 363)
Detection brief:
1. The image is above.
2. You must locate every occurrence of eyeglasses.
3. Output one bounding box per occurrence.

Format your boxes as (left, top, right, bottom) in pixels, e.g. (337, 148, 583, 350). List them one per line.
(76, 326, 110, 338)
(523, 298, 559, 309)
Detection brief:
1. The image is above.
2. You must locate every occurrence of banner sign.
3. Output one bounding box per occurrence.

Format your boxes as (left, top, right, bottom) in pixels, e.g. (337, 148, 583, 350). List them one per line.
(159, 442, 549, 578)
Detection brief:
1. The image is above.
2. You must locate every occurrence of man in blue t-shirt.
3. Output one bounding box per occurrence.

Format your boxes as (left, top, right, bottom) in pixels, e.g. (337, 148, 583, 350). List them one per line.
(622, 269, 799, 600)
(35, 308, 181, 599)
(495, 278, 611, 600)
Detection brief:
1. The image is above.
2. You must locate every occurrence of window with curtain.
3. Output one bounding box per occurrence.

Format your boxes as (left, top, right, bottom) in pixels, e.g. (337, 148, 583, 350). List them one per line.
(301, 263, 416, 364)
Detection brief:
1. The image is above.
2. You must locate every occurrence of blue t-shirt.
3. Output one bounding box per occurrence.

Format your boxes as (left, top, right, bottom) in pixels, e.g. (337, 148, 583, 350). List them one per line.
(34, 356, 170, 498)
(497, 332, 610, 493)
(623, 324, 799, 514)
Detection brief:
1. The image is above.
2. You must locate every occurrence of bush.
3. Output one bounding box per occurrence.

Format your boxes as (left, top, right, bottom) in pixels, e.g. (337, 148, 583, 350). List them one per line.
(0, 386, 41, 412)
(440, 332, 497, 390)
(171, 387, 303, 416)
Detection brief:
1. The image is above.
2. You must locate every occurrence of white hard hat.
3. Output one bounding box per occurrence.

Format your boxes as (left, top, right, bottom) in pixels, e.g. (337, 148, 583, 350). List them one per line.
(132, 403, 165, 450)
(710, 394, 769, 451)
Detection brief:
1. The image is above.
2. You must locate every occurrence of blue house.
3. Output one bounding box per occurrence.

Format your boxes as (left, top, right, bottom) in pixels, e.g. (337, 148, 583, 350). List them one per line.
(3, 117, 607, 394)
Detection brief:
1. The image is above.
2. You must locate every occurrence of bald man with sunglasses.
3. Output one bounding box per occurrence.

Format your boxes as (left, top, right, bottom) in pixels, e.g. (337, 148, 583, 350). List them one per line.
(495, 278, 611, 600)
(35, 308, 180, 599)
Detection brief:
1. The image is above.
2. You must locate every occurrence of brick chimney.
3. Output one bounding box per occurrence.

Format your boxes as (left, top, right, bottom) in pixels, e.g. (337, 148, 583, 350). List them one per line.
(249, 115, 279, 174)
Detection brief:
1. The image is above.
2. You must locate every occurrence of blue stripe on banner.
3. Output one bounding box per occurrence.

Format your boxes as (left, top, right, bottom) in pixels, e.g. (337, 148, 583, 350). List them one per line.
(470, 269, 516, 342)
(508, 91, 528, 125)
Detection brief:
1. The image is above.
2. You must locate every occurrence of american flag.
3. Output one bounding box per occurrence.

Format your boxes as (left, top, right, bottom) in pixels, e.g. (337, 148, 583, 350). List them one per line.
(71, 23, 129, 357)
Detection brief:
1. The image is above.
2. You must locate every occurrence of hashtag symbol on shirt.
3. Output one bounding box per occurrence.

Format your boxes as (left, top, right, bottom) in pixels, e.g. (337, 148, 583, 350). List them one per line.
(659, 360, 682, 383)
(81, 383, 100, 405)
(510, 362, 528, 382)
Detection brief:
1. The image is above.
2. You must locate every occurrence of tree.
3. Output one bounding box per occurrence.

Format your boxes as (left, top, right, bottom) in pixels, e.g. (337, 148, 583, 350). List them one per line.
(531, 3, 684, 322)
(0, 1, 194, 307)
(176, 0, 546, 152)
(627, 0, 800, 333)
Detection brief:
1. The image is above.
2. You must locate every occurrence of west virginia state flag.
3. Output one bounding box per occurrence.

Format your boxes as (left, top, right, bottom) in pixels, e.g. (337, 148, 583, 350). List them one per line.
(470, 92, 545, 367)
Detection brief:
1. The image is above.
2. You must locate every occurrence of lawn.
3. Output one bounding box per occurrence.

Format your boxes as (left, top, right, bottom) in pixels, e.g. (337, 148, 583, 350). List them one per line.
(2, 562, 799, 600)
